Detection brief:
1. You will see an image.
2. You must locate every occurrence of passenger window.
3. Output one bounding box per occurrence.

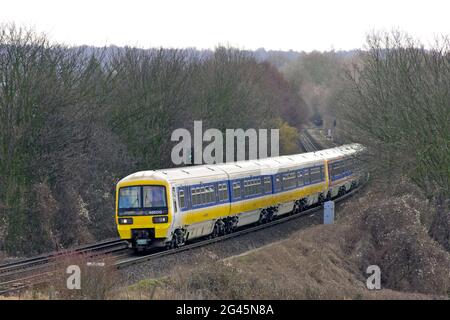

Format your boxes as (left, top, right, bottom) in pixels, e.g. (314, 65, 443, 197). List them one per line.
(209, 186, 216, 203)
(191, 189, 195, 206)
(179, 189, 185, 208)
(219, 183, 228, 201)
(264, 177, 271, 193)
(297, 171, 303, 186)
(303, 169, 310, 184)
(233, 182, 241, 199)
(275, 175, 281, 192)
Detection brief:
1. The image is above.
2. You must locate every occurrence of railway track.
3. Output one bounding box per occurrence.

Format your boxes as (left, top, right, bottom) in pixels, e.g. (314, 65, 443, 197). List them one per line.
(300, 129, 321, 152)
(0, 238, 127, 273)
(0, 239, 129, 295)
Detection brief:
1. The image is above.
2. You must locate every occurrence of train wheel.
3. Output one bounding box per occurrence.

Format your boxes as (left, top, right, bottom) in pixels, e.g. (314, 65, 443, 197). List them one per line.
(318, 193, 325, 204)
(210, 222, 220, 239)
(259, 208, 274, 224)
(168, 229, 186, 249)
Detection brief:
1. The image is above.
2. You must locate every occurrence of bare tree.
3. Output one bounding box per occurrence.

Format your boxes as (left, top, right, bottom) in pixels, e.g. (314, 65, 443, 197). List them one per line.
(338, 31, 450, 250)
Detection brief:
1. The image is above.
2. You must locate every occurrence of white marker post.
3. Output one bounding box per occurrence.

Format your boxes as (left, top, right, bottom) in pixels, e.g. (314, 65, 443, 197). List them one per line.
(324, 200, 335, 224)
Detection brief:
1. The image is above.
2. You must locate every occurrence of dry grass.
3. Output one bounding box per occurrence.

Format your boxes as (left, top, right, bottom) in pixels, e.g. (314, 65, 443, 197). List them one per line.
(51, 253, 119, 299)
(121, 180, 449, 300)
(2, 253, 120, 300)
(4, 180, 448, 300)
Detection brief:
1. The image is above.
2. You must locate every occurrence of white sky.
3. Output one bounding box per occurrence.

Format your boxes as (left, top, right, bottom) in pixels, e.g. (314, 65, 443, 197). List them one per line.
(0, 0, 448, 51)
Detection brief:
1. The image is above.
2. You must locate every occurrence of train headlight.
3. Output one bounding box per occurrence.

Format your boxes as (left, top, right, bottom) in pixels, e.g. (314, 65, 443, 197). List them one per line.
(152, 216, 168, 224)
(118, 218, 133, 225)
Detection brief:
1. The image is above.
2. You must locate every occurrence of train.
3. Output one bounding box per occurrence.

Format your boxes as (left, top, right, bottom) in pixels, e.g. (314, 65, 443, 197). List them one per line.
(115, 143, 366, 251)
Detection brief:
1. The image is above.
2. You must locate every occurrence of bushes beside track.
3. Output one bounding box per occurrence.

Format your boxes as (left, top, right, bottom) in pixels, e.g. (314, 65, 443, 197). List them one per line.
(122, 181, 449, 299)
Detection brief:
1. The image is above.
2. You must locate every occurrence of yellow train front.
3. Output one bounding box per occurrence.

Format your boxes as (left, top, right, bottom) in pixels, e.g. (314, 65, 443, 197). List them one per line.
(115, 144, 366, 251)
(115, 174, 174, 251)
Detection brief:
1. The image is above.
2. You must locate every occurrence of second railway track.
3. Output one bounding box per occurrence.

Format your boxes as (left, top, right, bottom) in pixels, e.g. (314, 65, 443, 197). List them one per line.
(300, 129, 322, 152)
(0, 239, 129, 295)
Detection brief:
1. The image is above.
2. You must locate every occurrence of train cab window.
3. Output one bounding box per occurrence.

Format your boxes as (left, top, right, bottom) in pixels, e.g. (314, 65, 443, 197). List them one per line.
(264, 177, 272, 193)
(119, 186, 141, 209)
(179, 189, 185, 208)
(233, 181, 241, 199)
(143, 186, 167, 208)
(119, 185, 167, 216)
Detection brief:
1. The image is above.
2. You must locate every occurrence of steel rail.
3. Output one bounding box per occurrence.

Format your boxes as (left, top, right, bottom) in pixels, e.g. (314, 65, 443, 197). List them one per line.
(0, 238, 127, 275)
(300, 129, 321, 152)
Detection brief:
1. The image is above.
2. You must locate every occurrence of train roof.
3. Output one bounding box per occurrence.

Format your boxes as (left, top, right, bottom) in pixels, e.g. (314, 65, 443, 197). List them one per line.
(118, 143, 363, 186)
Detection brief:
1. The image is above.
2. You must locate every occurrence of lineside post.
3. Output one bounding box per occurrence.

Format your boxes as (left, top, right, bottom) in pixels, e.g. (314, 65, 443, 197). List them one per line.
(324, 200, 335, 224)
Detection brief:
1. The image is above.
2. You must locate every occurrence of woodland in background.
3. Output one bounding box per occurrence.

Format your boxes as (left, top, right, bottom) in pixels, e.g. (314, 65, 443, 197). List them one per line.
(0, 26, 308, 255)
(0, 25, 448, 257)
